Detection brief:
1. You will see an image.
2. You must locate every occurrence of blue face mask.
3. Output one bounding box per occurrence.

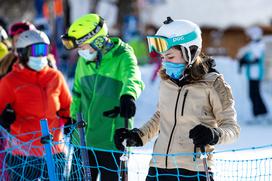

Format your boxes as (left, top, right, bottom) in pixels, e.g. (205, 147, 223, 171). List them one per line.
(162, 61, 186, 79)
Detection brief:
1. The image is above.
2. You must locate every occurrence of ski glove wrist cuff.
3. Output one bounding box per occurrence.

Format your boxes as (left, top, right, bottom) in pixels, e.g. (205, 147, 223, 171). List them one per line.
(120, 94, 136, 119)
(0, 104, 16, 132)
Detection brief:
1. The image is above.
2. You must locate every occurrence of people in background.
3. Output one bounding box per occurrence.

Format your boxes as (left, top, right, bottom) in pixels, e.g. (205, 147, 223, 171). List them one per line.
(237, 26, 270, 124)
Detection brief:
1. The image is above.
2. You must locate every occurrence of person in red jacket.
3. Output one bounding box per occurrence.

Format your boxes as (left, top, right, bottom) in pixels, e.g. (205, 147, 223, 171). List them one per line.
(0, 21, 36, 181)
(0, 29, 72, 180)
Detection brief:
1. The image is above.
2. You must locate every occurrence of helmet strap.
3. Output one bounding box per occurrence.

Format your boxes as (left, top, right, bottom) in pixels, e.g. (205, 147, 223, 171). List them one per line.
(95, 51, 102, 68)
(181, 46, 190, 64)
(17, 48, 29, 66)
(104, 37, 114, 52)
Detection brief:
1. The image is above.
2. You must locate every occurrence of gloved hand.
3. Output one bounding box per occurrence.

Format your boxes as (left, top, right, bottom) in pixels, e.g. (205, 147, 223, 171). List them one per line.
(189, 124, 221, 146)
(64, 118, 75, 135)
(114, 128, 143, 151)
(0, 104, 16, 132)
(120, 95, 136, 119)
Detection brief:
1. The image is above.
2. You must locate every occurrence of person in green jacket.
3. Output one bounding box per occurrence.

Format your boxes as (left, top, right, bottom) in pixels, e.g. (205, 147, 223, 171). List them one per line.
(61, 13, 144, 180)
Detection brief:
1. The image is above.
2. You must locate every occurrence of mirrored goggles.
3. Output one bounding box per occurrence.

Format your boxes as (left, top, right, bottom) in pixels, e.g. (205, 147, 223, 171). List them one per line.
(146, 31, 197, 54)
(28, 43, 49, 57)
(60, 34, 77, 50)
(61, 17, 104, 50)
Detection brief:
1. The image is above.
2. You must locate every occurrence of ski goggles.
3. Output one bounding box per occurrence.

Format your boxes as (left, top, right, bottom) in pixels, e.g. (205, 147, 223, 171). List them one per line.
(28, 43, 49, 57)
(61, 17, 104, 50)
(146, 31, 197, 54)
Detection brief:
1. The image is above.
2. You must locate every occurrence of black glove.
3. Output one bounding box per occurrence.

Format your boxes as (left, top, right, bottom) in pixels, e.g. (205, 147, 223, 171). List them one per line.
(114, 128, 143, 151)
(0, 104, 16, 132)
(120, 95, 136, 119)
(64, 118, 75, 135)
(189, 124, 221, 146)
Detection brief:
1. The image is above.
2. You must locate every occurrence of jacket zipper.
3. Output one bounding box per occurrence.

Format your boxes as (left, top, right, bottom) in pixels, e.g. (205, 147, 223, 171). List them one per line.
(181, 90, 189, 116)
(165, 88, 181, 168)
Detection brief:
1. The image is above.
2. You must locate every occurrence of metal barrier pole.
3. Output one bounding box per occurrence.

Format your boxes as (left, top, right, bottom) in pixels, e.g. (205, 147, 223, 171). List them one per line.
(40, 119, 58, 181)
(76, 113, 92, 180)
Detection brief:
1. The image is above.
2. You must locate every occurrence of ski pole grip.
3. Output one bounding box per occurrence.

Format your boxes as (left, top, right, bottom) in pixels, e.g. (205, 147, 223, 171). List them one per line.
(200, 145, 205, 153)
(76, 113, 86, 128)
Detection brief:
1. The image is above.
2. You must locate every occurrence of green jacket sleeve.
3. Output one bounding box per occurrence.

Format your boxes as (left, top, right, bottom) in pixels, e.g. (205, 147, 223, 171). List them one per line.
(119, 49, 144, 99)
(70, 58, 83, 120)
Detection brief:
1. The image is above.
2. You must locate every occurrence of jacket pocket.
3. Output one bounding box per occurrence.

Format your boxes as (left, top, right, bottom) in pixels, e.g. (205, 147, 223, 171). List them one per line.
(181, 89, 189, 116)
(201, 106, 215, 121)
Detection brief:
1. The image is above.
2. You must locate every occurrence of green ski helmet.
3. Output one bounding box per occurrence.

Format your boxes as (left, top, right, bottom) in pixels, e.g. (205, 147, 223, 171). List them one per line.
(61, 13, 108, 50)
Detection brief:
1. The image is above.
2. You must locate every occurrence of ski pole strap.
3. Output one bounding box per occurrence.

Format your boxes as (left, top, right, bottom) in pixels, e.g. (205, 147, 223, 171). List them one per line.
(200, 145, 205, 154)
(193, 145, 207, 161)
(124, 117, 129, 129)
(103, 106, 120, 118)
(193, 145, 197, 161)
(40, 134, 53, 144)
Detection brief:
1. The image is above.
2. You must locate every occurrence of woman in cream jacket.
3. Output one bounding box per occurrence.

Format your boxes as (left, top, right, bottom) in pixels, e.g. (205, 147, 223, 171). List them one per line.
(114, 17, 240, 181)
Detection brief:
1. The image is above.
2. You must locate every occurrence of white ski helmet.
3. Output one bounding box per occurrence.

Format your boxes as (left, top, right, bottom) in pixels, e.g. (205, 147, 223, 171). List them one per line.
(15, 29, 50, 49)
(15, 30, 50, 63)
(245, 26, 263, 41)
(151, 17, 202, 65)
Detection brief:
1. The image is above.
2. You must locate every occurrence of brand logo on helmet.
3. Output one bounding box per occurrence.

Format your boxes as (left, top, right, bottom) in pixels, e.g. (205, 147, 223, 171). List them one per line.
(172, 36, 184, 42)
(75, 26, 102, 45)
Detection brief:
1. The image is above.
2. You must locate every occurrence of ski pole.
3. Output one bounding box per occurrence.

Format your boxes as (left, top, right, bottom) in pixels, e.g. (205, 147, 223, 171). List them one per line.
(200, 145, 211, 181)
(63, 132, 74, 180)
(119, 117, 129, 181)
(77, 113, 92, 180)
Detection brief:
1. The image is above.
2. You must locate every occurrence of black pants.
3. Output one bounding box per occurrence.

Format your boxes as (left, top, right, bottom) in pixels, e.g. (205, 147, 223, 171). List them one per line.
(69, 148, 122, 181)
(249, 80, 267, 116)
(6, 153, 65, 181)
(146, 167, 214, 181)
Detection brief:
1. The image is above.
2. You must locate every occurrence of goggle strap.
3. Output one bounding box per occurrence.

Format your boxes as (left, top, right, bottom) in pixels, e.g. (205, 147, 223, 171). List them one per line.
(181, 46, 189, 63)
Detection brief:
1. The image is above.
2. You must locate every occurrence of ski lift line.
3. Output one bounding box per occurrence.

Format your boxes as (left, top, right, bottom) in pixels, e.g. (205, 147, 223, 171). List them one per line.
(31, 142, 272, 157)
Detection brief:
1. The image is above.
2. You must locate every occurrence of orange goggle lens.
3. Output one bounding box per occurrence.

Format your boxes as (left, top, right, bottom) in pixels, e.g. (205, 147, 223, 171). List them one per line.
(61, 38, 76, 50)
(147, 36, 168, 53)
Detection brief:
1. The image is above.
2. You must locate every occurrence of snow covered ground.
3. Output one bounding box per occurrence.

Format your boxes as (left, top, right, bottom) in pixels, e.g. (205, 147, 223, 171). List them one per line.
(129, 56, 272, 180)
